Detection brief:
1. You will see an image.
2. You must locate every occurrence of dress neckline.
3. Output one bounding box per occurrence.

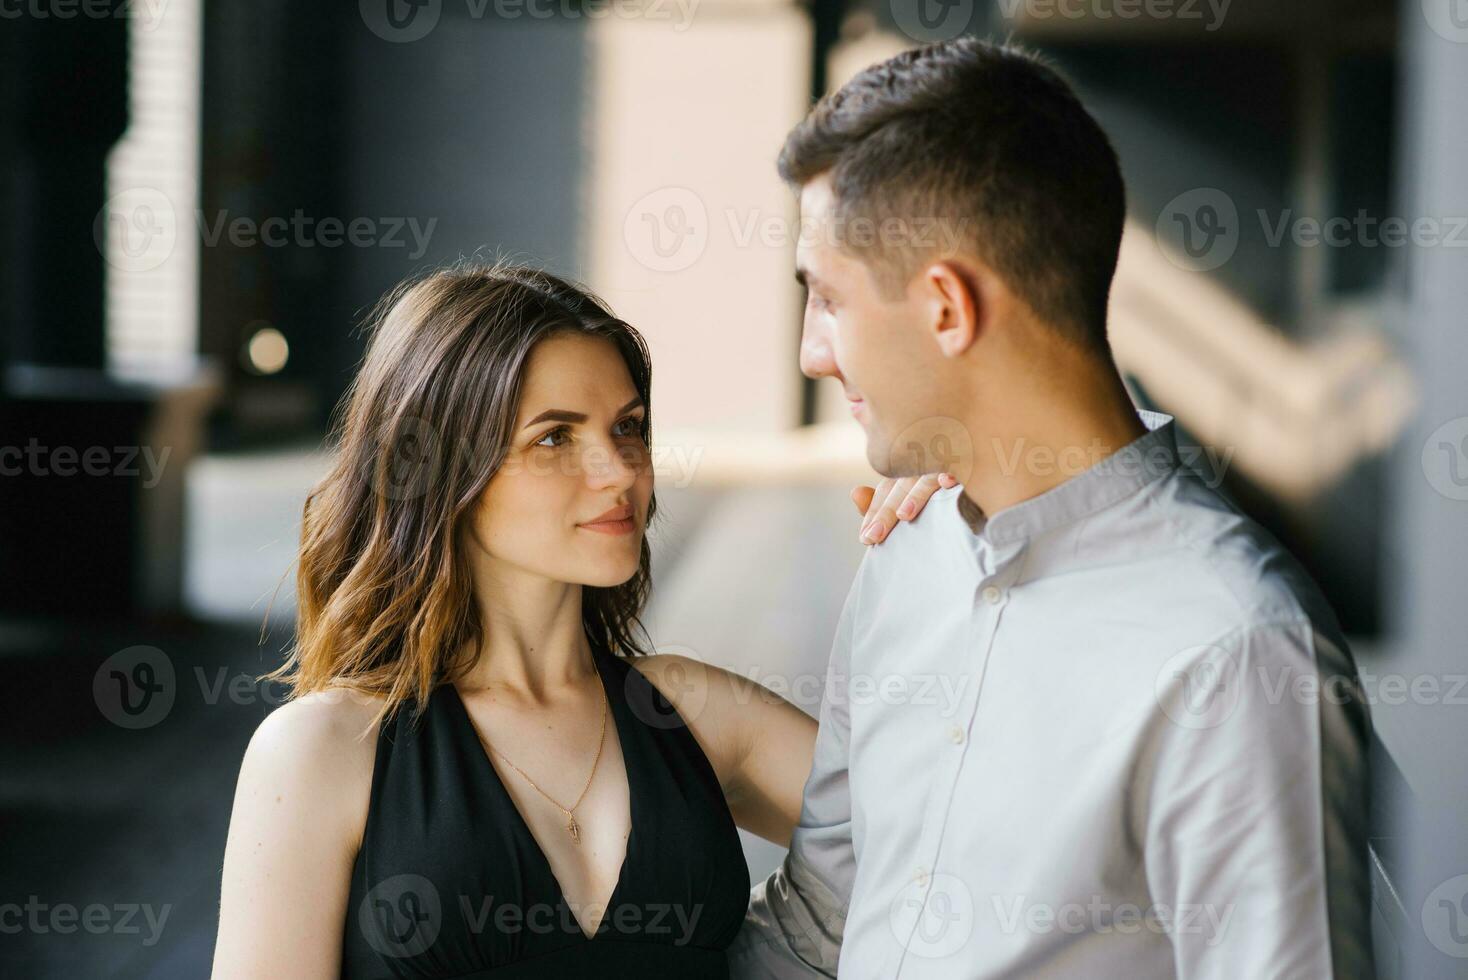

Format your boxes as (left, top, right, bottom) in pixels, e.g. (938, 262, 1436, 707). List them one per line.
(443, 645, 637, 941)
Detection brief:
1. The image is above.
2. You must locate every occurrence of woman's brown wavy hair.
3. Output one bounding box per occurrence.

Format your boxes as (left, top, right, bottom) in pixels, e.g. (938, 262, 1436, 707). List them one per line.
(260, 260, 656, 733)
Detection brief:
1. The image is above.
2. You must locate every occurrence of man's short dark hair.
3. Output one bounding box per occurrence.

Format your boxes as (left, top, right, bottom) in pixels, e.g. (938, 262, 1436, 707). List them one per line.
(780, 36, 1126, 350)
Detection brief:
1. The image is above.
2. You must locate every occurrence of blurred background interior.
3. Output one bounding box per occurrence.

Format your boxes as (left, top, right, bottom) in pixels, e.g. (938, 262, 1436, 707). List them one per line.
(2, 0, 1466, 976)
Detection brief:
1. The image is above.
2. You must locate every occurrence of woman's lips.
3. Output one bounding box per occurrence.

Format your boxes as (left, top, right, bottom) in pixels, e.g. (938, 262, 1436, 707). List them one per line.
(579, 504, 637, 536)
(579, 517, 636, 535)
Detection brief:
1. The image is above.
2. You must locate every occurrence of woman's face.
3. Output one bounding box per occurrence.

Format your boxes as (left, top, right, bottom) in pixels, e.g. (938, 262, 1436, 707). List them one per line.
(466, 332, 653, 588)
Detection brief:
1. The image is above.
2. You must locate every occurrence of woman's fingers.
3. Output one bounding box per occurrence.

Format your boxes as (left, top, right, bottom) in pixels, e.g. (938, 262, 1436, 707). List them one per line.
(852, 473, 958, 544)
(859, 478, 911, 544)
(896, 473, 945, 519)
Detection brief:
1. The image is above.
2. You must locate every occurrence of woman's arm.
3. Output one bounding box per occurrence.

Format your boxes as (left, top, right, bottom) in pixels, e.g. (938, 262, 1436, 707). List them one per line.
(210, 693, 377, 980)
(631, 654, 816, 846)
(627, 476, 955, 842)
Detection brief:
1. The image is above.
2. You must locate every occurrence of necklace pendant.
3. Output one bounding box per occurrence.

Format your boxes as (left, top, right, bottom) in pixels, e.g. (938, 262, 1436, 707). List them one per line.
(567, 814, 580, 844)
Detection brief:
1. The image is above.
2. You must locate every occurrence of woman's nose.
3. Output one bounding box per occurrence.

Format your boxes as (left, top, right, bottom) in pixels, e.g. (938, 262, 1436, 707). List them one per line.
(583, 439, 643, 489)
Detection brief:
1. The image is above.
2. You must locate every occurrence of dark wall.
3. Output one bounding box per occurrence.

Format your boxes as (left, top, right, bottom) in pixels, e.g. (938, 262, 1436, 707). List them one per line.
(333, 3, 591, 417)
(0, 6, 129, 371)
(200, 2, 590, 442)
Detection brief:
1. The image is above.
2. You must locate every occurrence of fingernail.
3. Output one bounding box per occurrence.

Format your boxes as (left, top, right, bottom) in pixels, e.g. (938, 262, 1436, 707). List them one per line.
(897, 501, 915, 519)
(870, 521, 887, 542)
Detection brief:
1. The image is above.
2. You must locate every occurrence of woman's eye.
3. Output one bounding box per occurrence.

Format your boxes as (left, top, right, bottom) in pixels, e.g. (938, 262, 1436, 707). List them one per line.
(613, 416, 645, 439)
(534, 427, 569, 448)
(807, 294, 833, 313)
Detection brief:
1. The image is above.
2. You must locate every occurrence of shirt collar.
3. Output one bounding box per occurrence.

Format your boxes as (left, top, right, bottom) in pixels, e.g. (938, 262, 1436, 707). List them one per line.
(978, 410, 1179, 547)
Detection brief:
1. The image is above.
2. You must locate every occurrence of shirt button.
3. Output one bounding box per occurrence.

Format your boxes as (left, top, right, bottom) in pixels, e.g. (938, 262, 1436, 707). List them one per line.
(982, 586, 1002, 604)
(948, 725, 965, 744)
(914, 867, 929, 886)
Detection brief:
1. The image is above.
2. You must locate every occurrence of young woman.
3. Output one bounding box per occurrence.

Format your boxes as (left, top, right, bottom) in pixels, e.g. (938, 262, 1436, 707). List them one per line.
(210, 262, 950, 979)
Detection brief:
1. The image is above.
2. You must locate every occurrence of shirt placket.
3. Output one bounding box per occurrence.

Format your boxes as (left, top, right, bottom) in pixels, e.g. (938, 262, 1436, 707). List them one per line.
(888, 537, 1027, 977)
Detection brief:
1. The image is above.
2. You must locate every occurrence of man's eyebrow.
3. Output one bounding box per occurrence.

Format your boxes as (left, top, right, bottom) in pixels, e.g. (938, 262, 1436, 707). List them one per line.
(795, 266, 831, 293)
(522, 396, 645, 430)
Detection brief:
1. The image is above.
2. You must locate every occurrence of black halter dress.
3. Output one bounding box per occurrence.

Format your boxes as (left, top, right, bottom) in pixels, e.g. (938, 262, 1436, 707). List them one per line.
(340, 643, 751, 978)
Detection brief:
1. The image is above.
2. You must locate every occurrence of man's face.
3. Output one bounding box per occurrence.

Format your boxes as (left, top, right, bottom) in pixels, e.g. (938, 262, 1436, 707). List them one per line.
(796, 174, 949, 478)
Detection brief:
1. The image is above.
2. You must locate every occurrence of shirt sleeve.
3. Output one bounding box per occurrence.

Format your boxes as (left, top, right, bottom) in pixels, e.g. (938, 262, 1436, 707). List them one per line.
(1142, 621, 1374, 979)
(728, 557, 866, 979)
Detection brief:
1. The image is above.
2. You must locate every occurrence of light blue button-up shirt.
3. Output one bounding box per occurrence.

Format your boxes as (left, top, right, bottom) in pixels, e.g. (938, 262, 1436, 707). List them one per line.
(731, 410, 1372, 979)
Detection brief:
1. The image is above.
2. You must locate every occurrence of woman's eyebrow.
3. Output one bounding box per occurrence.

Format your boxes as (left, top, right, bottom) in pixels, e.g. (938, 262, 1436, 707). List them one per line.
(521, 396, 644, 430)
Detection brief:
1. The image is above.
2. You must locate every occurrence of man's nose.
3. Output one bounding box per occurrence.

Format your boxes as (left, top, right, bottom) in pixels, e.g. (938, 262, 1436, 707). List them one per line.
(799, 318, 838, 381)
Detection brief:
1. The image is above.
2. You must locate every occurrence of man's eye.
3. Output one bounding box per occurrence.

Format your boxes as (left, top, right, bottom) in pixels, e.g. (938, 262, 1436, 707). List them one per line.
(534, 426, 569, 448)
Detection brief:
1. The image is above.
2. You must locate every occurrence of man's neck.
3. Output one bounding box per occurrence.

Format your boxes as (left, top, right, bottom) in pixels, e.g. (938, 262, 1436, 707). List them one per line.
(958, 371, 1148, 522)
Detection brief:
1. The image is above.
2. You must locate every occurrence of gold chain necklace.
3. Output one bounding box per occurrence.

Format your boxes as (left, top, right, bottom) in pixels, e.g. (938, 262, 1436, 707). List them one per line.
(486, 678, 608, 844)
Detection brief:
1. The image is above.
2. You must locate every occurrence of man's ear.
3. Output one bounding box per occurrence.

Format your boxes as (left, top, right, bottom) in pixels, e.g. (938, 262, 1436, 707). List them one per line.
(923, 260, 985, 358)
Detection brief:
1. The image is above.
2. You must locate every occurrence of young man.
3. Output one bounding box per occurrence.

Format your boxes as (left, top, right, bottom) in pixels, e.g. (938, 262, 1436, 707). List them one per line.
(732, 37, 1373, 979)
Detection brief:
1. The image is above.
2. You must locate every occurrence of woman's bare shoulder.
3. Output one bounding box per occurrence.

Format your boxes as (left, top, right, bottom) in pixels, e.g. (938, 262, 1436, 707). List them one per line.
(236, 687, 387, 847)
(214, 687, 393, 977)
(625, 652, 815, 814)
(253, 687, 385, 760)
(628, 652, 770, 709)
(626, 652, 717, 705)
(626, 653, 778, 770)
